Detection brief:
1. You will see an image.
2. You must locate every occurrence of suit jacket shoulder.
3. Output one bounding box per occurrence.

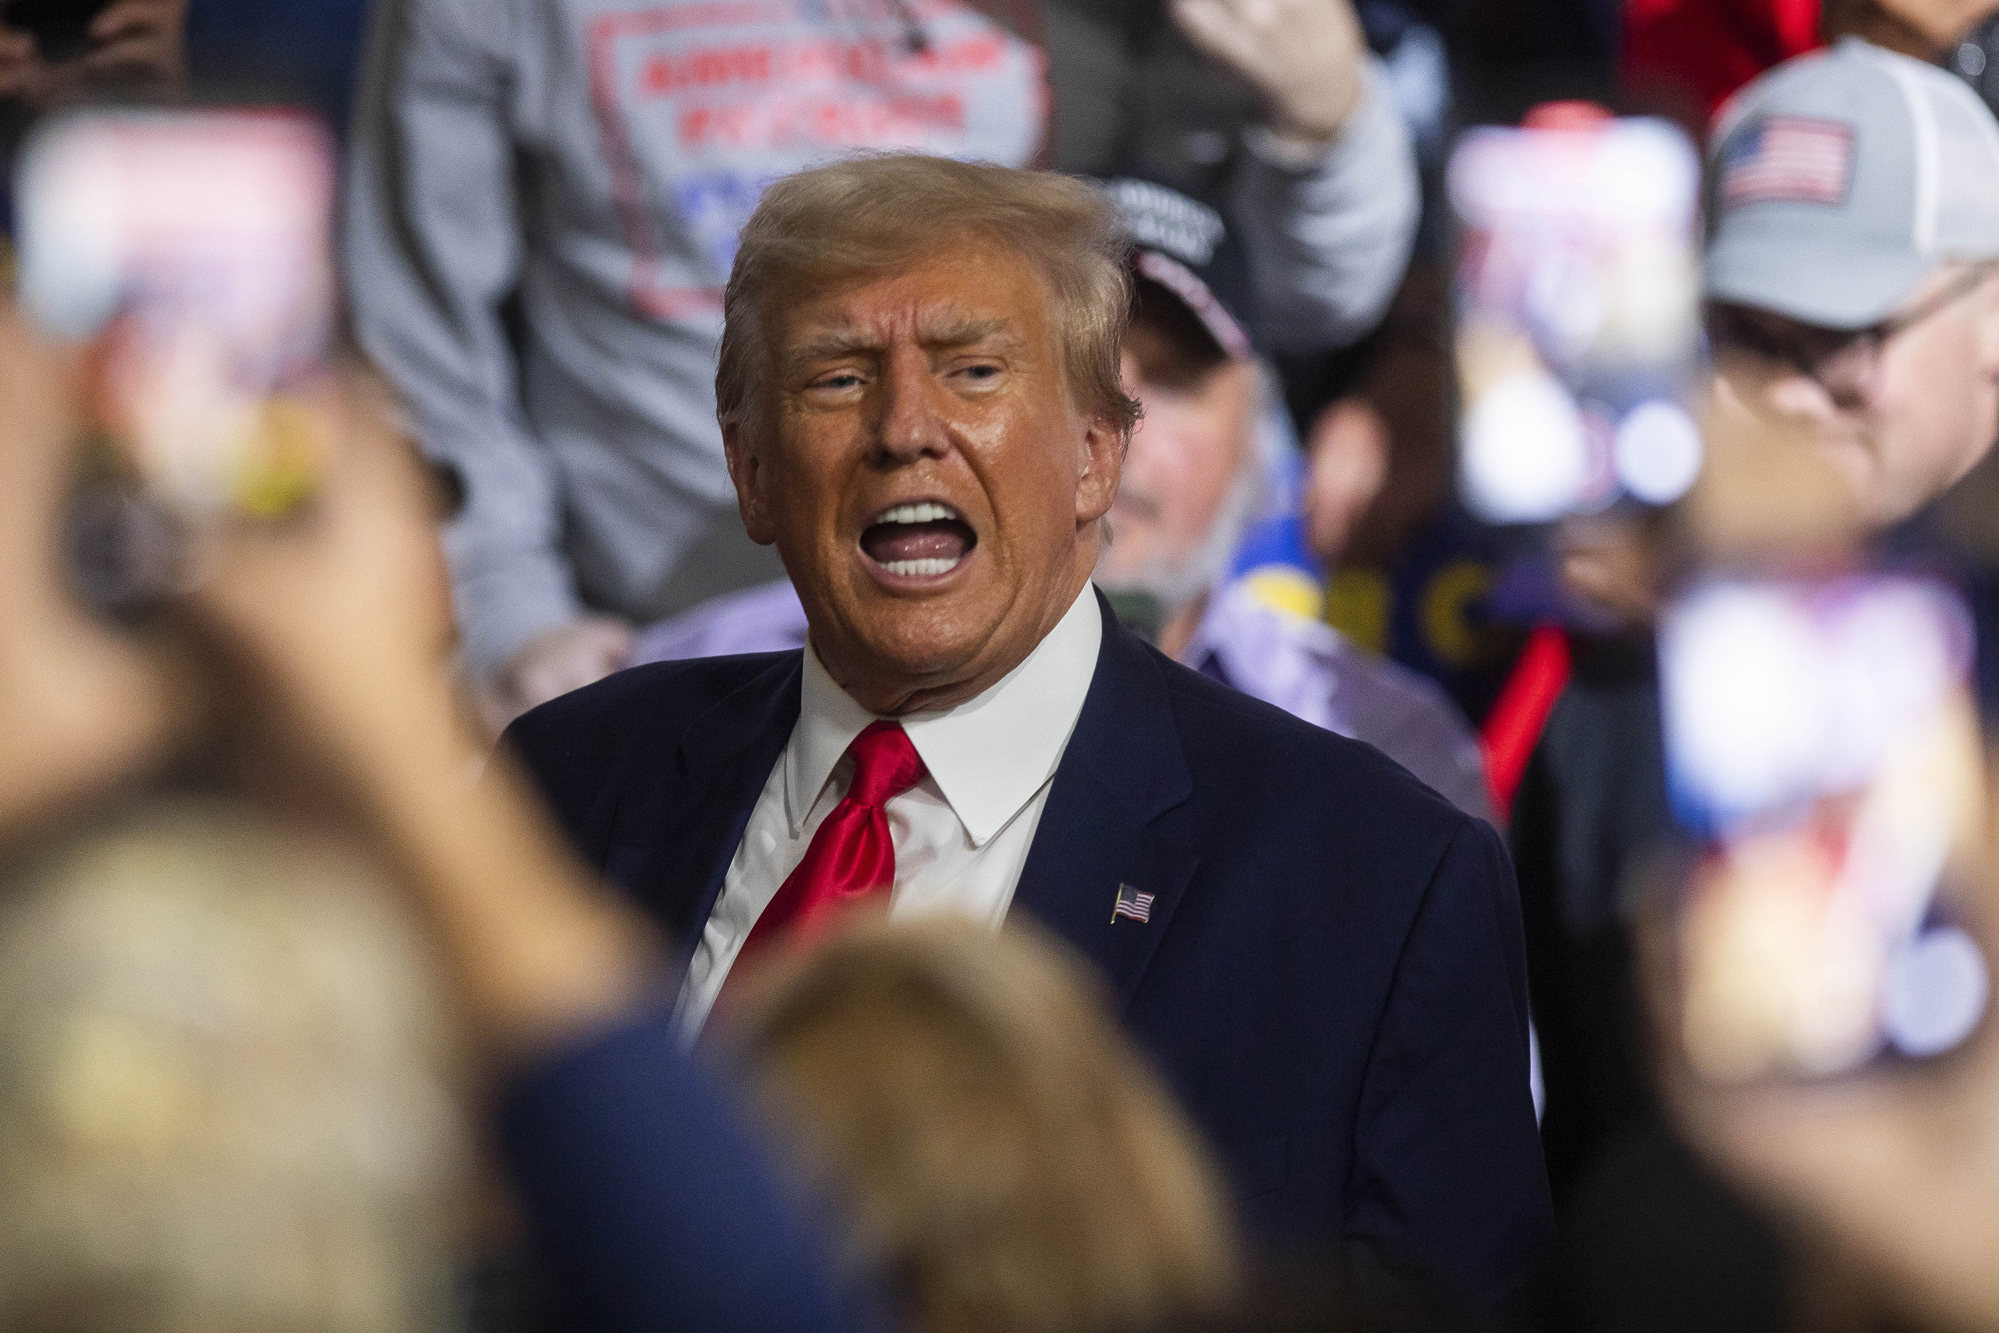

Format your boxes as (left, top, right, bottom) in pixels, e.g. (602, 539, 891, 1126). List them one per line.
(502, 652, 799, 859)
(1154, 643, 1475, 874)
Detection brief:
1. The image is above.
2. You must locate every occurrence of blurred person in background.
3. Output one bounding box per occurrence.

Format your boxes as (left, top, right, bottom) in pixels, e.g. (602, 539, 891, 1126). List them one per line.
(0, 313, 863, 1332)
(506, 154, 1550, 1312)
(1094, 182, 1491, 821)
(345, 0, 1420, 729)
(640, 178, 1492, 822)
(728, 916, 1239, 1333)
(1707, 34, 1999, 707)
(1620, 0, 1999, 158)
(1620, 0, 1822, 125)
(1046, 0, 1419, 354)
(1516, 35, 1999, 1331)
(1823, 0, 1999, 113)
(1274, 2, 1526, 742)
(1704, 40, 1999, 546)
(1302, 266, 1523, 733)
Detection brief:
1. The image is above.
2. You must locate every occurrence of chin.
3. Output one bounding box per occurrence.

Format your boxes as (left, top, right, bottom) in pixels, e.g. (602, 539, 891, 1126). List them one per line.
(843, 599, 994, 679)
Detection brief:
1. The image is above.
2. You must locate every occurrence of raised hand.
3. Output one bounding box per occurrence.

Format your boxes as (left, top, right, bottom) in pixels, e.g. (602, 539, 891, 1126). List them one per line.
(179, 380, 658, 1061)
(1169, 0, 1368, 143)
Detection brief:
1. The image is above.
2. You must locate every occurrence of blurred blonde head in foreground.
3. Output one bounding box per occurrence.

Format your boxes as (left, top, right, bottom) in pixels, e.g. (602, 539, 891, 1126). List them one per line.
(0, 801, 470, 1333)
(727, 916, 1240, 1333)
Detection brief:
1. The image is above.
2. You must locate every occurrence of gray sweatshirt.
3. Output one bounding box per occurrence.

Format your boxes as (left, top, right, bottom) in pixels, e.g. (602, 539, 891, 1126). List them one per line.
(346, 0, 1418, 675)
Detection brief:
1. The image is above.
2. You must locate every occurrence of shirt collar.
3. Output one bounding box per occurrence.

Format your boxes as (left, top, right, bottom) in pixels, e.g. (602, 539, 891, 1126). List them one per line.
(787, 583, 1104, 845)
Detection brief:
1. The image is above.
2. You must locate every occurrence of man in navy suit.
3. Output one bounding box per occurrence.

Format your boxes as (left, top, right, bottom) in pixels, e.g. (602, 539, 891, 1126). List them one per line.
(507, 154, 1552, 1309)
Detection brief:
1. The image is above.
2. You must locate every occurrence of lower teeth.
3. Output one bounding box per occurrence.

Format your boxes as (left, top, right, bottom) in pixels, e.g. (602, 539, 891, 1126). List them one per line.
(882, 556, 961, 577)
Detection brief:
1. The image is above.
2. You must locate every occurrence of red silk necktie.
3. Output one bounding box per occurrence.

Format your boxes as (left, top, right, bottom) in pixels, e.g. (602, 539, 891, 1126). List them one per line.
(737, 720, 927, 960)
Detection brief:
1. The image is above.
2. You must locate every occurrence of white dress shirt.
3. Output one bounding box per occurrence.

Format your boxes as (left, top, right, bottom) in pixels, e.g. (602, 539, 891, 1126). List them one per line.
(675, 583, 1104, 1036)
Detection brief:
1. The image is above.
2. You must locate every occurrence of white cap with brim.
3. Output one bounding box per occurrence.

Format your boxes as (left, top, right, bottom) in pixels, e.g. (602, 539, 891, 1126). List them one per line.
(1706, 236, 1938, 329)
(1705, 38, 1999, 331)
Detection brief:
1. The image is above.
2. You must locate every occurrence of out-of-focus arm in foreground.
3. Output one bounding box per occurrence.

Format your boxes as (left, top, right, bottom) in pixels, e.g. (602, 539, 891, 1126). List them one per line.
(180, 388, 863, 1331)
(0, 324, 855, 1331)
(0, 315, 188, 836)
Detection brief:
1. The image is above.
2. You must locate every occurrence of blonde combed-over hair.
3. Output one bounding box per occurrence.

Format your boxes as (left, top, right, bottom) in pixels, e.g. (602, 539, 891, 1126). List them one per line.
(716, 154, 1142, 438)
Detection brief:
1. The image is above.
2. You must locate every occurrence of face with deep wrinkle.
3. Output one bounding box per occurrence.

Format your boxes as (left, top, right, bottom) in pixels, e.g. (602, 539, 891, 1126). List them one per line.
(723, 238, 1126, 715)
(1713, 265, 1999, 527)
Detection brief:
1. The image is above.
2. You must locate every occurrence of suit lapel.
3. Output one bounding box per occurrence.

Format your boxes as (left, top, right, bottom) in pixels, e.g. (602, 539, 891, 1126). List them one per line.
(1011, 594, 1198, 1013)
(607, 653, 803, 971)
(604, 602, 1197, 1000)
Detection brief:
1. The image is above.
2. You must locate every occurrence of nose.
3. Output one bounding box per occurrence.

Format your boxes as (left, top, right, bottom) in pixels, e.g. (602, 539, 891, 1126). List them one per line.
(1762, 364, 1874, 424)
(1763, 371, 1839, 422)
(873, 344, 951, 465)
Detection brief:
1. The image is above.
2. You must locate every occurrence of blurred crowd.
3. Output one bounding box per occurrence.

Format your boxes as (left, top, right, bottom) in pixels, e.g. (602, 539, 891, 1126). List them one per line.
(6, 0, 1999, 1330)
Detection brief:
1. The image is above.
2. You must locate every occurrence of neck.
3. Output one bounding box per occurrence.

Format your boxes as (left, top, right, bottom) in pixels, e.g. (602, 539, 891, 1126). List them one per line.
(1156, 591, 1209, 662)
(835, 670, 1009, 717)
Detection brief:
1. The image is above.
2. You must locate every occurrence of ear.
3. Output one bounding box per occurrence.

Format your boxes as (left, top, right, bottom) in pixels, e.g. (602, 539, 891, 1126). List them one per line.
(722, 412, 779, 545)
(1074, 410, 1128, 525)
(1304, 397, 1390, 564)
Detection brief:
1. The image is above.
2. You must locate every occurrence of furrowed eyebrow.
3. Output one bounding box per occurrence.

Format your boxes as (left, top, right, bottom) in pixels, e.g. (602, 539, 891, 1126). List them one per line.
(782, 314, 1019, 378)
(917, 315, 1011, 349)
(785, 329, 874, 369)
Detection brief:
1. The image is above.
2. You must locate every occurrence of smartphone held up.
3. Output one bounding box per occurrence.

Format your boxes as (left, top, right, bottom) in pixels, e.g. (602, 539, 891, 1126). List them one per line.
(1448, 106, 1705, 525)
(15, 107, 337, 533)
(1661, 574, 1991, 1083)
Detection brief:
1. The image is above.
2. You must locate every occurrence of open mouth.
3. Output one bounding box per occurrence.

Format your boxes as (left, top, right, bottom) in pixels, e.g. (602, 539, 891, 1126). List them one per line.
(860, 501, 978, 579)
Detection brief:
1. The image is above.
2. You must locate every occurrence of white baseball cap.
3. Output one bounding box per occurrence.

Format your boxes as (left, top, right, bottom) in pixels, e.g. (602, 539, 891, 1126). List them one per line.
(1706, 38, 1999, 330)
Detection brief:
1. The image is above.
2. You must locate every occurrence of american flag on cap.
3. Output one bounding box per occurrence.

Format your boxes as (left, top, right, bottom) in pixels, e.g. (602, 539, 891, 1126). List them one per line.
(1720, 115, 1856, 209)
(1112, 882, 1155, 924)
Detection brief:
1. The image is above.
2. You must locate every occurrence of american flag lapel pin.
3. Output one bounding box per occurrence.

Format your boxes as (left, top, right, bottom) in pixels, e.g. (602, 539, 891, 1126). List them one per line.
(1112, 882, 1155, 925)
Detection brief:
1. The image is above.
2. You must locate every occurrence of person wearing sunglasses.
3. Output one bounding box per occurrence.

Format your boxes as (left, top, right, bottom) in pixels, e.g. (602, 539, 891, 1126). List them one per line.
(1704, 39, 1999, 528)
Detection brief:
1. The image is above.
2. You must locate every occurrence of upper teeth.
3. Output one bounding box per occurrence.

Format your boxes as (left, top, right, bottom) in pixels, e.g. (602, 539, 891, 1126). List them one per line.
(876, 502, 957, 525)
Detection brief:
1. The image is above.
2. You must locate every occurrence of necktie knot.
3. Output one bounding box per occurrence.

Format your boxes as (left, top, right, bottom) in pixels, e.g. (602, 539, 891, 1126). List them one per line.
(845, 721, 926, 807)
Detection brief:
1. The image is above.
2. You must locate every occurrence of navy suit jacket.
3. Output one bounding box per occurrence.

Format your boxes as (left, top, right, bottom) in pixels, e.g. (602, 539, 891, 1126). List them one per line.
(507, 593, 1554, 1305)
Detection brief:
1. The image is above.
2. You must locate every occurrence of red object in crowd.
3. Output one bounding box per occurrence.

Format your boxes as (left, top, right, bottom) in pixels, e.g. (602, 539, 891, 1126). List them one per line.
(1480, 625, 1573, 825)
(1623, 0, 1823, 122)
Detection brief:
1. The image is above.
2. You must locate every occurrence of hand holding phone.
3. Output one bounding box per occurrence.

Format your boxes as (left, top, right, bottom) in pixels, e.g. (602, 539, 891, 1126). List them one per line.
(1663, 731, 1999, 1333)
(1662, 574, 1991, 1082)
